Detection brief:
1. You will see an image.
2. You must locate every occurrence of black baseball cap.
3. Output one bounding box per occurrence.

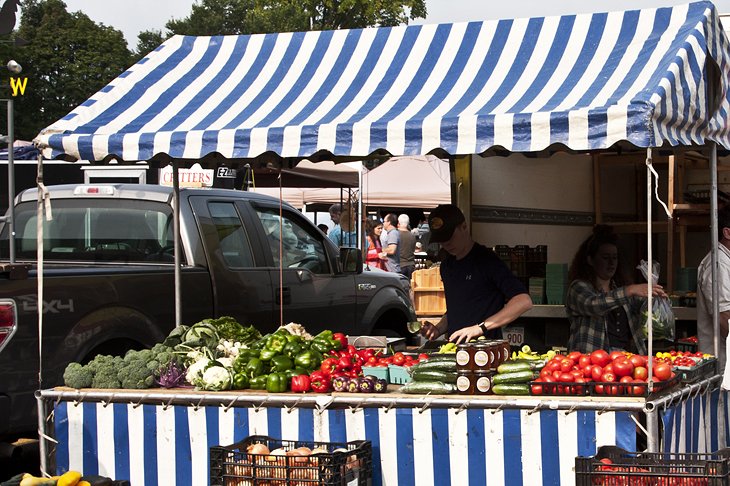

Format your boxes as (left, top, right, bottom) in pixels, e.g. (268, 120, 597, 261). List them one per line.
(428, 204, 465, 243)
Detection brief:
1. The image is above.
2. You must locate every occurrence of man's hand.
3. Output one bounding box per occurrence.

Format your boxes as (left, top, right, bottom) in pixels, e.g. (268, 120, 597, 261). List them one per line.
(420, 319, 447, 340)
(448, 324, 484, 345)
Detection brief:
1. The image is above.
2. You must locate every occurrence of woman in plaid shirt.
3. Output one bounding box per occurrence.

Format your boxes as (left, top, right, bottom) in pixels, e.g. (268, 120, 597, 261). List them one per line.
(565, 225, 665, 354)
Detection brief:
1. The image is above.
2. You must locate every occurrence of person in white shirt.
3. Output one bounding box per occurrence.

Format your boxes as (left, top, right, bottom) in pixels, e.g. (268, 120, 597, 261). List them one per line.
(697, 205, 730, 369)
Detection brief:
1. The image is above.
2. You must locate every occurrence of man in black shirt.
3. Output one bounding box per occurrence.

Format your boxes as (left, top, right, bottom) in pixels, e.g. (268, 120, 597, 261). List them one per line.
(420, 204, 533, 344)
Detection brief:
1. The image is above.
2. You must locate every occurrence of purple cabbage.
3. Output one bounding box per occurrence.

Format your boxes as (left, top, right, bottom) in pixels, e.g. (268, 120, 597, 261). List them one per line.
(156, 361, 188, 388)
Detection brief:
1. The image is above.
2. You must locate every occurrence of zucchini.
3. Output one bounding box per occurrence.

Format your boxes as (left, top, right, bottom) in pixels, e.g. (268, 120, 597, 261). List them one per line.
(424, 354, 458, 362)
(492, 370, 538, 385)
(492, 383, 530, 395)
(411, 369, 457, 384)
(409, 360, 457, 373)
(400, 380, 456, 394)
(497, 359, 545, 374)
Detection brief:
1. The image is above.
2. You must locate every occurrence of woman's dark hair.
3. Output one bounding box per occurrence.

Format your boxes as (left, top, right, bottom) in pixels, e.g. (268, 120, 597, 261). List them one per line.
(365, 218, 382, 238)
(568, 224, 629, 286)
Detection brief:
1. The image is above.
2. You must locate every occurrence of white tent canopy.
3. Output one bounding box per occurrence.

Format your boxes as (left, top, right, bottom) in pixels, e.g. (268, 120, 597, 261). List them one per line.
(254, 155, 449, 209)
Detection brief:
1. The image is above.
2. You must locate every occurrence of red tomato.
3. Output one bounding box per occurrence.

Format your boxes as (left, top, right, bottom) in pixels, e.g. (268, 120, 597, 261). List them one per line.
(531, 382, 543, 395)
(619, 375, 634, 394)
(594, 384, 604, 395)
(558, 372, 575, 383)
(366, 356, 378, 365)
(546, 360, 562, 372)
(552, 370, 563, 380)
(578, 355, 592, 369)
(600, 372, 616, 383)
(602, 363, 614, 375)
(591, 365, 605, 382)
(392, 352, 405, 366)
(560, 358, 575, 373)
(628, 354, 647, 368)
(570, 369, 584, 380)
(632, 378, 647, 397)
(540, 368, 553, 379)
(418, 353, 429, 361)
(609, 350, 626, 361)
(633, 366, 648, 381)
(653, 363, 672, 381)
(567, 351, 583, 361)
(590, 349, 611, 367)
(612, 358, 634, 377)
(581, 366, 593, 378)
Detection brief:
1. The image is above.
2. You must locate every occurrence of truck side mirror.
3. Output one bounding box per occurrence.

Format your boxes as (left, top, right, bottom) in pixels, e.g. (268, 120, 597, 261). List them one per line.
(340, 247, 362, 274)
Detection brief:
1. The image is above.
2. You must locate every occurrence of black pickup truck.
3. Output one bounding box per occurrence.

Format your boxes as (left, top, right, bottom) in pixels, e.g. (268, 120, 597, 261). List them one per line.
(0, 184, 415, 440)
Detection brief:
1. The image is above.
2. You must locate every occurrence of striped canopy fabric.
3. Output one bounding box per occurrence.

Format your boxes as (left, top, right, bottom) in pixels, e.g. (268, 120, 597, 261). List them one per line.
(35, 1, 730, 162)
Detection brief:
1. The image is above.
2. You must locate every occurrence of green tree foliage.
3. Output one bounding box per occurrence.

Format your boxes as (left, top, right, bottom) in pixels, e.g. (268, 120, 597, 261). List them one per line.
(6, 0, 132, 141)
(161, 0, 427, 36)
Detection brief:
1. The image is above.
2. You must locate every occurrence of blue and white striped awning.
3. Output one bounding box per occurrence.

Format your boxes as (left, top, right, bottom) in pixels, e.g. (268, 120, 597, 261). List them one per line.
(35, 1, 730, 162)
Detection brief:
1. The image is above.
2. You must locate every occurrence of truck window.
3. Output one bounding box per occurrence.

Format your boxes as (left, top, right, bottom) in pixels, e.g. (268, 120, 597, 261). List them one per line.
(208, 202, 255, 268)
(3, 199, 174, 263)
(253, 207, 329, 273)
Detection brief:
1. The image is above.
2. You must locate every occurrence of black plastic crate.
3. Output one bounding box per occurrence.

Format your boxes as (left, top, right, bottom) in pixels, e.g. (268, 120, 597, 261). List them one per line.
(576, 445, 730, 485)
(530, 374, 679, 398)
(210, 435, 372, 486)
(674, 358, 717, 384)
(675, 338, 699, 353)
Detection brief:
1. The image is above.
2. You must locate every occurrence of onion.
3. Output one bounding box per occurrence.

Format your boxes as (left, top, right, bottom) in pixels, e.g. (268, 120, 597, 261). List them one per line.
(265, 447, 288, 462)
(246, 443, 270, 455)
(287, 446, 312, 464)
(310, 446, 329, 455)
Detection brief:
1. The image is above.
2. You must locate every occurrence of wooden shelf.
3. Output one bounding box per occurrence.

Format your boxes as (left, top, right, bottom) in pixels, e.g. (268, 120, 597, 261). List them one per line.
(413, 286, 444, 292)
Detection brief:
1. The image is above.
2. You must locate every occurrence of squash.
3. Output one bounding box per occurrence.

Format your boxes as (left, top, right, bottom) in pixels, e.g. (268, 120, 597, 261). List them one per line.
(56, 471, 82, 486)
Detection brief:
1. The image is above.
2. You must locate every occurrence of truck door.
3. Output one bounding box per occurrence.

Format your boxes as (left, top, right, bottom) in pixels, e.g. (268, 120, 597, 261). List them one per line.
(248, 204, 357, 334)
(189, 197, 274, 330)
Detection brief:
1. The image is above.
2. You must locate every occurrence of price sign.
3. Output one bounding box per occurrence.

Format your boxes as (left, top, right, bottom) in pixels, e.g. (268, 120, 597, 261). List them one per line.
(502, 326, 524, 346)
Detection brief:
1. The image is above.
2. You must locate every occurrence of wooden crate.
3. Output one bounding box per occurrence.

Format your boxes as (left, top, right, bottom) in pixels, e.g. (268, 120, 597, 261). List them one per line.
(412, 267, 443, 289)
(413, 289, 446, 316)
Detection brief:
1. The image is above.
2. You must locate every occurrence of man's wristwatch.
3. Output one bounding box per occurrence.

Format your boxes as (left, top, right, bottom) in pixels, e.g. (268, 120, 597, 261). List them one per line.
(478, 321, 488, 335)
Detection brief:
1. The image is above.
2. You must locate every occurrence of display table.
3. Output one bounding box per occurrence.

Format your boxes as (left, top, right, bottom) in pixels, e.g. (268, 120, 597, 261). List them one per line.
(38, 377, 728, 486)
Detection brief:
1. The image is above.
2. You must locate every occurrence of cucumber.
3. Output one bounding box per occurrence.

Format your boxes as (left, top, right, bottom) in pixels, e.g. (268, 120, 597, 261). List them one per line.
(409, 360, 457, 373)
(497, 359, 546, 374)
(411, 369, 457, 384)
(492, 383, 530, 395)
(492, 370, 538, 385)
(400, 380, 456, 394)
(424, 354, 458, 362)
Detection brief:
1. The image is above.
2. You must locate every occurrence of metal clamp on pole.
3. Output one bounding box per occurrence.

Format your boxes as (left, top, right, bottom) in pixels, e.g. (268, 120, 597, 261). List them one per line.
(285, 396, 304, 414)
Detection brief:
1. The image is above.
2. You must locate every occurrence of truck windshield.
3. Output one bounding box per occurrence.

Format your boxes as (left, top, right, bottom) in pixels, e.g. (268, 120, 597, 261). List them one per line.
(0, 199, 175, 263)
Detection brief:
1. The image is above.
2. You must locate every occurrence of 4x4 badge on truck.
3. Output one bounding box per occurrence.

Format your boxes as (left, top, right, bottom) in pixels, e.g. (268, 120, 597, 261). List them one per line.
(357, 283, 376, 291)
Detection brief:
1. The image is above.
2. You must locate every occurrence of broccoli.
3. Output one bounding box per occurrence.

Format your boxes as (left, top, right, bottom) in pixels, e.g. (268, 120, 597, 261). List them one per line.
(91, 367, 122, 389)
(117, 360, 155, 389)
(63, 362, 93, 389)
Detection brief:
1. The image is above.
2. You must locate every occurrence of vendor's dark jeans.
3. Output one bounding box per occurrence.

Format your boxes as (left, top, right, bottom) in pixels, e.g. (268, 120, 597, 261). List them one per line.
(400, 265, 414, 280)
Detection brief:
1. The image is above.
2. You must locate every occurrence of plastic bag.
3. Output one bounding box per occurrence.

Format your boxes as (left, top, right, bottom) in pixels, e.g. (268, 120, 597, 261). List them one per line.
(637, 260, 676, 341)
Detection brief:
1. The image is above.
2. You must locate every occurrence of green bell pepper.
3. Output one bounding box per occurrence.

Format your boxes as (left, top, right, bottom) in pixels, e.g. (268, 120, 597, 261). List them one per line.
(250, 334, 270, 350)
(294, 350, 323, 371)
(283, 341, 304, 359)
(259, 347, 279, 362)
(270, 355, 294, 372)
(237, 348, 259, 361)
(314, 330, 333, 341)
(266, 372, 288, 393)
(274, 327, 291, 337)
(310, 337, 333, 354)
(284, 333, 302, 344)
(232, 372, 250, 390)
(233, 355, 249, 373)
(285, 367, 308, 380)
(265, 334, 287, 354)
(249, 375, 268, 390)
(245, 358, 264, 378)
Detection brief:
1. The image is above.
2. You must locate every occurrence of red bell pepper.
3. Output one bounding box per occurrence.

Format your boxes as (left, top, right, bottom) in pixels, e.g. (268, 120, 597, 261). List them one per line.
(291, 374, 311, 393)
(333, 332, 348, 349)
(309, 370, 331, 393)
(346, 345, 357, 356)
(337, 355, 353, 371)
(320, 357, 339, 376)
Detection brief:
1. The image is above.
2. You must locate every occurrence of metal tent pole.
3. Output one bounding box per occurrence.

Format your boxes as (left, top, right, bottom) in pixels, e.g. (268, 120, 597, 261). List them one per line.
(710, 142, 719, 360)
(172, 162, 182, 327)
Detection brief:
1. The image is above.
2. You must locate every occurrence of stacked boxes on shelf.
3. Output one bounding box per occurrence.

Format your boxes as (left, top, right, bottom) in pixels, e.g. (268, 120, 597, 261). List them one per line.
(546, 263, 569, 305)
(494, 244, 548, 288)
(529, 277, 546, 305)
(411, 266, 446, 316)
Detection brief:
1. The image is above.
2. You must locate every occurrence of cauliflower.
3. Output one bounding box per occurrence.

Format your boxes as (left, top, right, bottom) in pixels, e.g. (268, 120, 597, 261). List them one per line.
(185, 357, 210, 385)
(278, 322, 313, 340)
(198, 365, 232, 391)
(216, 339, 244, 359)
